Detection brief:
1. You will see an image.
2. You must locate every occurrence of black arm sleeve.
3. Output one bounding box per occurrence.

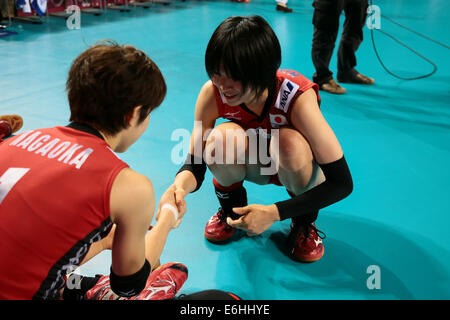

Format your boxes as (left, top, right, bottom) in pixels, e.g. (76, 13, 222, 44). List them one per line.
(275, 156, 353, 221)
(109, 260, 151, 298)
(176, 153, 207, 193)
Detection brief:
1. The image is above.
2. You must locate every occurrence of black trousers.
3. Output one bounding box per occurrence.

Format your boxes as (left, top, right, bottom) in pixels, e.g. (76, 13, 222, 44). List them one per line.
(311, 0, 369, 84)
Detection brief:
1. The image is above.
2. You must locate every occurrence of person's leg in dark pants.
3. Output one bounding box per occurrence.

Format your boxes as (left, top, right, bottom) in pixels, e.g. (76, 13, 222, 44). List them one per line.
(311, 0, 343, 85)
(337, 0, 374, 84)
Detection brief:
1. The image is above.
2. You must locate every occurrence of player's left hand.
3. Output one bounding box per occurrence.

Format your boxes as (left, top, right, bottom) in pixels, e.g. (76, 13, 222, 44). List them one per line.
(226, 204, 280, 236)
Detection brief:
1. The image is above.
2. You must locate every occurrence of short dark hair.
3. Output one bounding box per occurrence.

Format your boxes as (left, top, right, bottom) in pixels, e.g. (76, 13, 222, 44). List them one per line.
(67, 41, 166, 135)
(205, 15, 281, 97)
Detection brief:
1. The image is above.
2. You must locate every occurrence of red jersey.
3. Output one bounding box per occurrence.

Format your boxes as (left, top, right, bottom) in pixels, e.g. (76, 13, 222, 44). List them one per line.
(0, 125, 128, 299)
(213, 69, 320, 134)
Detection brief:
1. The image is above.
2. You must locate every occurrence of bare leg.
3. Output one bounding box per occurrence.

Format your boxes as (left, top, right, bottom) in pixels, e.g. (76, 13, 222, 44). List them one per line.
(80, 224, 160, 270)
(61, 225, 161, 299)
(270, 127, 325, 195)
(205, 122, 248, 186)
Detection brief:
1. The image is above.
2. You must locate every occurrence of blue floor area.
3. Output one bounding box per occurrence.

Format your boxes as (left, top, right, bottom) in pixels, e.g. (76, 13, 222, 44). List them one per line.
(1, 0, 449, 299)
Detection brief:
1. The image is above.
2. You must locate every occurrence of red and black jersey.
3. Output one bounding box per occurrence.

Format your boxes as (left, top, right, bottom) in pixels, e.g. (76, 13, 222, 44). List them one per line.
(213, 69, 320, 134)
(0, 124, 128, 299)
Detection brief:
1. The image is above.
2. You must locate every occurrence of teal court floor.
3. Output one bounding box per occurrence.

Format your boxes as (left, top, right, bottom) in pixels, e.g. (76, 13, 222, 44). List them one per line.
(1, 0, 449, 299)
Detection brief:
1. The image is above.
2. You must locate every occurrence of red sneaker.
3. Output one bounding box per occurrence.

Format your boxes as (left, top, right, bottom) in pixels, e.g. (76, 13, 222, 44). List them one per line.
(204, 208, 235, 243)
(84, 274, 119, 300)
(0, 121, 11, 139)
(0, 115, 23, 134)
(84, 262, 188, 300)
(289, 222, 326, 263)
(132, 262, 188, 300)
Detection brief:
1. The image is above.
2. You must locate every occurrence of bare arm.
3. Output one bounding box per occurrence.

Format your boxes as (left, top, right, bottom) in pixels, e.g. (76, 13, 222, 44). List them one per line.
(173, 80, 219, 193)
(81, 185, 177, 271)
(164, 81, 219, 215)
(273, 88, 353, 220)
(290, 88, 343, 164)
(143, 186, 178, 266)
(109, 168, 155, 276)
(109, 170, 177, 275)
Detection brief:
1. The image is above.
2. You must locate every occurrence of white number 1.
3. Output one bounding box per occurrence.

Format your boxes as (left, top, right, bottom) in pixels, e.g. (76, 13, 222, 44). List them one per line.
(0, 168, 30, 204)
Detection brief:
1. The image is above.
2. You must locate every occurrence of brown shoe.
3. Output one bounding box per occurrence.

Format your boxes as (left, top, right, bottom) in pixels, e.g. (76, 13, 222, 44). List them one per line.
(276, 4, 293, 12)
(338, 71, 375, 85)
(319, 79, 347, 94)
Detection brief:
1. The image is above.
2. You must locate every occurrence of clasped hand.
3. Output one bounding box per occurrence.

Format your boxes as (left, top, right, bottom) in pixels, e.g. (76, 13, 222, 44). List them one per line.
(155, 185, 187, 228)
(156, 186, 280, 235)
(226, 204, 280, 236)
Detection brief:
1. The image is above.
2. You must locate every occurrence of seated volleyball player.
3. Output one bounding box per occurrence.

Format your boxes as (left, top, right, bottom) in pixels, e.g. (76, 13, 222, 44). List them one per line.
(0, 42, 188, 300)
(0, 42, 241, 301)
(166, 16, 353, 262)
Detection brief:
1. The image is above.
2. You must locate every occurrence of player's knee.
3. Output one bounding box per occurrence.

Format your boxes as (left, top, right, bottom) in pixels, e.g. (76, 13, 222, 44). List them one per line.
(274, 128, 313, 171)
(205, 122, 247, 165)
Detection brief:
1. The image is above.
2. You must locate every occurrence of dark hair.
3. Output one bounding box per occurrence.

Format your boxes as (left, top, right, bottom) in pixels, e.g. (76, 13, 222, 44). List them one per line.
(205, 15, 281, 97)
(67, 40, 166, 135)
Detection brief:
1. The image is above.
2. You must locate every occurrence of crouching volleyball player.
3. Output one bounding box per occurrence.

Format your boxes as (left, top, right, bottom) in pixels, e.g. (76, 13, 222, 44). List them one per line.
(164, 16, 353, 263)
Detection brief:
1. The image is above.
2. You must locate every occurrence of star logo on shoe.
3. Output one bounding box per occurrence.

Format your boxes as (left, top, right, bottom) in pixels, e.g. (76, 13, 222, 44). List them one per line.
(207, 216, 216, 224)
(314, 238, 322, 247)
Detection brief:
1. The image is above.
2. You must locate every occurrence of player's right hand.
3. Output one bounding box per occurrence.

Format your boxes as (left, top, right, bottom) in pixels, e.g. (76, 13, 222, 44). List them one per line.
(156, 185, 185, 229)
